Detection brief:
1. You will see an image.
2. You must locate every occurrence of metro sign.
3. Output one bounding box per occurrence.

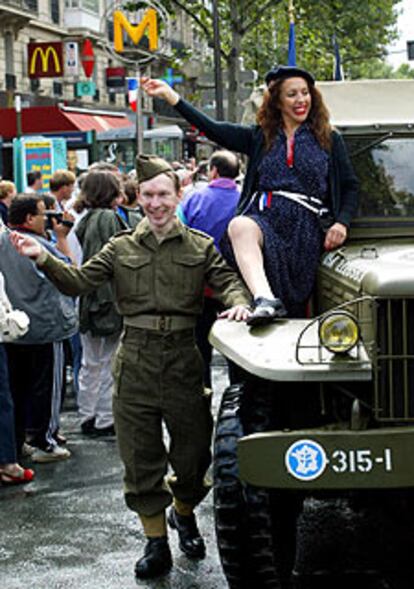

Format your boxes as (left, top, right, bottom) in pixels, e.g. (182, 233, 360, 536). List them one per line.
(28, 42, 64, 78)
(103, 1, 168, 66)
(113, 8, 158, 53)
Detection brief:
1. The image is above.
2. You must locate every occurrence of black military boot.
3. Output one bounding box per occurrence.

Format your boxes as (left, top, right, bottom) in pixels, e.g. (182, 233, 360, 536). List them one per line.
(134, 537, 172, 579)
(167, 507, 206, 559)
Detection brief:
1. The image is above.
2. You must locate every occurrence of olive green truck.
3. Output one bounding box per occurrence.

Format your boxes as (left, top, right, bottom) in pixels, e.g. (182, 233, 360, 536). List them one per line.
(211, 80, 414, 589)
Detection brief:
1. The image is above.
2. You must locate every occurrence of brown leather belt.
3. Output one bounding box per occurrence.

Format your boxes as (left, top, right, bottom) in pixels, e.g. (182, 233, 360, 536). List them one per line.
(124, 314, 196, 331)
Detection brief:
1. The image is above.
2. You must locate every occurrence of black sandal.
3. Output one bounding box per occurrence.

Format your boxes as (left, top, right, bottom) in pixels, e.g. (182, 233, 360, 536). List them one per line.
(246, 296, 287, 327)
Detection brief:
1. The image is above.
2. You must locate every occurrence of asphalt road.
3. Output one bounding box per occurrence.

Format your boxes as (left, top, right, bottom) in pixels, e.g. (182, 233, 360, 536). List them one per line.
(0, 358, 229, 589)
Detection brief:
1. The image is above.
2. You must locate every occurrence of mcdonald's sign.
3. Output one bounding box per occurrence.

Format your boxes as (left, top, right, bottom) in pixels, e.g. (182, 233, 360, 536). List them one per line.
(113, 9, 158, 53)
(28, 42, 63, 78)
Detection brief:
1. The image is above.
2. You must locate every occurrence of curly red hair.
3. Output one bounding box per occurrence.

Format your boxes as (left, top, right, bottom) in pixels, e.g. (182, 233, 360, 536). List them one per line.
(257, 78, 332, 151)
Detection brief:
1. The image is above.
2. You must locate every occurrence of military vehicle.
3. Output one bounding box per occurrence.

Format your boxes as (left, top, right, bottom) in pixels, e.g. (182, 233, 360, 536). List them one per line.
(210, 80, 414, 589)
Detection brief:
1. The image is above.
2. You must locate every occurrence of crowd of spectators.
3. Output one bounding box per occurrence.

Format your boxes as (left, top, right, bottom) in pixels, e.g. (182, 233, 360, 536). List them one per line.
(0, 150, 241, 482)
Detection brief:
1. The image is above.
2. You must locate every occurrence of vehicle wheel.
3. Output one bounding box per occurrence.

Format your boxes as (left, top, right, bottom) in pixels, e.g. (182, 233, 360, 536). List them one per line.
(214, 383, 295, 589)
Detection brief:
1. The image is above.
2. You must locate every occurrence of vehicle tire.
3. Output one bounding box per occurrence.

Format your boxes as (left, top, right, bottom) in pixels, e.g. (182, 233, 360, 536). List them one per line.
(214, 383, 292, 589)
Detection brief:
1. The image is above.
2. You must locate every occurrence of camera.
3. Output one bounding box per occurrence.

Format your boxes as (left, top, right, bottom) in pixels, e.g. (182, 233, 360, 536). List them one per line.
(45, 211, 74, 231)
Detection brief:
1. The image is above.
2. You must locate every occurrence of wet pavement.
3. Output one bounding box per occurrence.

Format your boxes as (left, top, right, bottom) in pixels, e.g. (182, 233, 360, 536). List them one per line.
(0, 358, 229, 589)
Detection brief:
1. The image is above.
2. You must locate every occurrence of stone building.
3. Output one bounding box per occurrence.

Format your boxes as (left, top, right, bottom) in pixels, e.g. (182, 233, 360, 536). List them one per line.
(0, 0, 212, 174)
(0, 0, 209, 115)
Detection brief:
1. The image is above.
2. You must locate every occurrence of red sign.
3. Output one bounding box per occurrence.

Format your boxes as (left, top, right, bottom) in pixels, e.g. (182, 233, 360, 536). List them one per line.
(106, 67, 126, 78)
(81, 39, 95, 78)
(106, 67, 126, 88)
(28, 42, 63, 78)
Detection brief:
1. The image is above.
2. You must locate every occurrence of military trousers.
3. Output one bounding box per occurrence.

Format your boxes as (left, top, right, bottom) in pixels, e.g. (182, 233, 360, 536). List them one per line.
(112, 326, 213, 517)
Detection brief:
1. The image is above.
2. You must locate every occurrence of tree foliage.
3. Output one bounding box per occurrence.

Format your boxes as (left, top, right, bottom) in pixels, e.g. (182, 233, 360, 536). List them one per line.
(156, 0, 403, 120)
(242, 0, 401, 80)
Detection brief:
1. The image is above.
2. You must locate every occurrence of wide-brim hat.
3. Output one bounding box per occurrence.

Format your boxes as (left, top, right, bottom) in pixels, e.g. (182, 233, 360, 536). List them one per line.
(265, 65, 315, 87)
(136, 154, 173, 184)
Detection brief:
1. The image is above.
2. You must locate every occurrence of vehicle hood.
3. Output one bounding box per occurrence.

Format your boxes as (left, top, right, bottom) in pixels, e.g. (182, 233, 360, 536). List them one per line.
(320, 241, 414, 296)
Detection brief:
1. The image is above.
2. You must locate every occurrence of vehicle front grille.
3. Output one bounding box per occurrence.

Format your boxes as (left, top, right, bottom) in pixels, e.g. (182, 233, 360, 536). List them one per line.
(374, 299, 414, 422)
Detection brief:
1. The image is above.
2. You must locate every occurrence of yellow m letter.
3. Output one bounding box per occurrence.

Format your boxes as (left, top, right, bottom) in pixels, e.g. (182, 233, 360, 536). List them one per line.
(113, 9, 158, 53)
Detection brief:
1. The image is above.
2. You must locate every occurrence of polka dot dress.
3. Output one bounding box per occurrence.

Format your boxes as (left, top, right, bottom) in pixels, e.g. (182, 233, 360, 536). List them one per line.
(222, 124, 330, 317)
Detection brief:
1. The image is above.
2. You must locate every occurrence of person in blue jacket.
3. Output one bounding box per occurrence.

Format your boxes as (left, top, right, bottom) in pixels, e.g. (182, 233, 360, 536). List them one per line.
(141, 66, 358, 326)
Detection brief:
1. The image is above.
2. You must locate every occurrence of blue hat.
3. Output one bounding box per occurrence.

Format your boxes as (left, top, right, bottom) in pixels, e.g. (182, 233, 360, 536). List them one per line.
(265, 65, 315, 87)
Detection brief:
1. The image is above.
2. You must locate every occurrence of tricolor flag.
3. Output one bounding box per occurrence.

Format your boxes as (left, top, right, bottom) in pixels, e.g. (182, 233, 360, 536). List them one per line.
(128, 78, 138, 112)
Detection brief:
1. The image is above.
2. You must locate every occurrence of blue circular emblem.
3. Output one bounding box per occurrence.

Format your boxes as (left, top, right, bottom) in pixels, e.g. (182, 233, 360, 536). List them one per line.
(285, 439, 327, 481)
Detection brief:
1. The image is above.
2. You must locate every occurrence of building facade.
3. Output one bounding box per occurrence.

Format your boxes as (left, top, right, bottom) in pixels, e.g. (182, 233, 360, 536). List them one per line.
(0, 0, 209, 115)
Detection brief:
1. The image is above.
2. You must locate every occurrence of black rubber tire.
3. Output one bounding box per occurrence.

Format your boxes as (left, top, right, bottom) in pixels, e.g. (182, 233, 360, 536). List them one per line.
(213, 384, 283, 589)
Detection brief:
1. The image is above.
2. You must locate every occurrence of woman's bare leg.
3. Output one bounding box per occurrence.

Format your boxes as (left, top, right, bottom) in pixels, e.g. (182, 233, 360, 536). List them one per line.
(227, 216, 274, 298)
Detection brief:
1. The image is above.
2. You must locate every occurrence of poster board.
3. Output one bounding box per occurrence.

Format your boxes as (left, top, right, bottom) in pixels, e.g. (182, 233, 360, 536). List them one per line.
(13, 136, 67, 193)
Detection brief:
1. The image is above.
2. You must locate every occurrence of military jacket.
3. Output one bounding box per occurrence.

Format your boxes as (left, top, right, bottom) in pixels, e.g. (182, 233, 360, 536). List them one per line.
(37, 218, 251, 317)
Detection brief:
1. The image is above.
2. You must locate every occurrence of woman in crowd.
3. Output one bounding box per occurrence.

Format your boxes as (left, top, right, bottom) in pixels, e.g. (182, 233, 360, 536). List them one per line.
(74, 170, 128, 436)
(141, 66, 358, 326)
(0, 268, 34, 485)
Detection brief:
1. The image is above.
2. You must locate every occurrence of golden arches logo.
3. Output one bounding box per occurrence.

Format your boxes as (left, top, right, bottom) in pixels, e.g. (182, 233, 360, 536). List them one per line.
(113, 9, 158, 53)
(30, 46, 62, 75)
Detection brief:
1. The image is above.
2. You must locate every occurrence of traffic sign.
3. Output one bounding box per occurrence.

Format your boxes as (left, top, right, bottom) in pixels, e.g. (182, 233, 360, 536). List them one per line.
(75, 81, 96, 97)
(81, 39, 95, 78)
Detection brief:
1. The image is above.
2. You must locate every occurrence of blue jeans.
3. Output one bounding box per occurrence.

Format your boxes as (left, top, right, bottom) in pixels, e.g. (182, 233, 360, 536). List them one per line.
(70, 332, 82, 399)
(0, 343, 17, 464)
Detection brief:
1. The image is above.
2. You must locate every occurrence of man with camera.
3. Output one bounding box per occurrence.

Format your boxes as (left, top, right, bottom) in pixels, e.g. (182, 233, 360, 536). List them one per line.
(0, 194, 77, 462)
(49, 170, 82, 266)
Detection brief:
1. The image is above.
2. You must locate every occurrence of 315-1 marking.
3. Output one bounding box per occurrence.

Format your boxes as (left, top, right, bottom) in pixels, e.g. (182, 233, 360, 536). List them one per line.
(330, 448, 392, 474)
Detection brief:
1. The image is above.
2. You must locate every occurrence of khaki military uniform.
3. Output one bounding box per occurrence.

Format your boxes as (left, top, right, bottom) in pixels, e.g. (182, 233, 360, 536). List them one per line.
(37, 218, 250, 516)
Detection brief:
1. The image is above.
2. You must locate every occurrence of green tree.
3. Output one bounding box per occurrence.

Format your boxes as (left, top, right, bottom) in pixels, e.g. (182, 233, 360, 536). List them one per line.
(126, 0, 402, 121)
(241, 0, 401, 81)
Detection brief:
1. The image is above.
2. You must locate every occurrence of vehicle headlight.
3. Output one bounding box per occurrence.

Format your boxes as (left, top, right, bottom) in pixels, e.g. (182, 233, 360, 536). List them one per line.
(319, 311, 360, 354)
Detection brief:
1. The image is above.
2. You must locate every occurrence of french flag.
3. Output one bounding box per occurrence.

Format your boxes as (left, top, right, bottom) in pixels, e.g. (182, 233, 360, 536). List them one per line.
(128, 78, 138, 112)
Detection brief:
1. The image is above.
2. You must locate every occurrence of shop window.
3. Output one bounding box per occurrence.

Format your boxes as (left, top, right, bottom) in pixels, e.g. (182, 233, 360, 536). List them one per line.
(30, 79, 40, 92)
(82, 0, 99, 12)
(25, 0, 38, 11)
(5, 74, 16, 91)
(50, 0, 60, 24)
(4, 32, 14, 77)
(53, 81, 63, 96)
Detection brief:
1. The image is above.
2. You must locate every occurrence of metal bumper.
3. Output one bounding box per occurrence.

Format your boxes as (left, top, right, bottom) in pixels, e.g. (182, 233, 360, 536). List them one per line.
(238, 427, 414, 490)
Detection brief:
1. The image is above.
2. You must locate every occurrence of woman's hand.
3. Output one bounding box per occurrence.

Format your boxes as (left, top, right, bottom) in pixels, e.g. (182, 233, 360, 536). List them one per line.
(9, 231, 43, 260)
(140, 77, 180, 106)
(218, 305, 252, 322)
(324, 222, 348, 251)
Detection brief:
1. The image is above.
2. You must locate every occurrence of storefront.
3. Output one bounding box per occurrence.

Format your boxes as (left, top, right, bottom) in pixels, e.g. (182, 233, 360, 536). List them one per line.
(96, 124, 184, 172)
(0, 105, 132, 180)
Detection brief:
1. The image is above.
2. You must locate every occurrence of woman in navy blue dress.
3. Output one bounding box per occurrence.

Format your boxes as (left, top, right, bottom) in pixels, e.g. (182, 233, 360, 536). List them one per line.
(142, 66, 358, 325)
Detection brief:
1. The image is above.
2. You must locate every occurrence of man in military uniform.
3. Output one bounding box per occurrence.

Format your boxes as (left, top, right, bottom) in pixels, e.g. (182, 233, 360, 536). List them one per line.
(10, 155, 251, 580)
